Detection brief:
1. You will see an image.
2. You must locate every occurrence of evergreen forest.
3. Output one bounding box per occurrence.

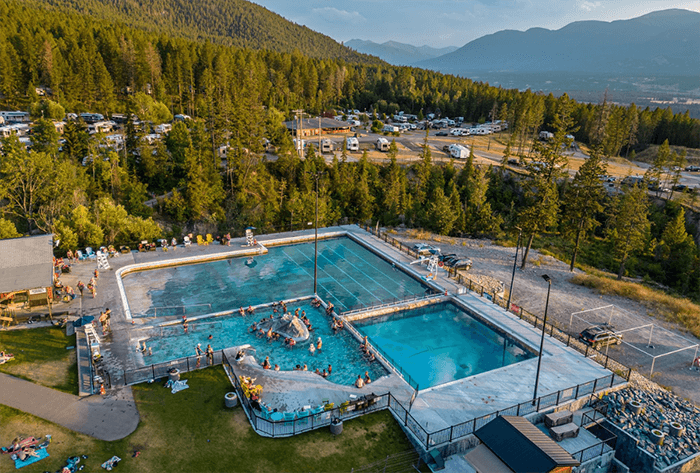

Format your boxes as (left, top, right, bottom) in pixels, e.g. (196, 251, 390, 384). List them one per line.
(1, 0, 700, 301)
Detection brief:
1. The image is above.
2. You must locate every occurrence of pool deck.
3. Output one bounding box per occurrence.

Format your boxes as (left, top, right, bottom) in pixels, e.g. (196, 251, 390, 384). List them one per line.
(54, 225, 623, 448)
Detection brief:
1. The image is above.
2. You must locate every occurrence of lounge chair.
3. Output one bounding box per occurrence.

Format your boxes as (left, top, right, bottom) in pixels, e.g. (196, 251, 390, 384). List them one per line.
(85, 247, 97, 260)
(283, 412, 296, 426)
(183, 236, 191, 247)
(297, 410, 310, 425)
(75, 250, 87, 261)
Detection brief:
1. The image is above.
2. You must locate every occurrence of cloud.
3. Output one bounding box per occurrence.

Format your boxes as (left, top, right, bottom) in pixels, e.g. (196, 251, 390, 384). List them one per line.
(579, 1, 601, 12)
(311, 7, 364, 24)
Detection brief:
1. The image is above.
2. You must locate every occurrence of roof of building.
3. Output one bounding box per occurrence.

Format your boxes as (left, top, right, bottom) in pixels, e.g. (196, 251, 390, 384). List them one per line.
(0, 234, 54, 293)
(284, 117, 352, 131)
(474, 416, 580, 473)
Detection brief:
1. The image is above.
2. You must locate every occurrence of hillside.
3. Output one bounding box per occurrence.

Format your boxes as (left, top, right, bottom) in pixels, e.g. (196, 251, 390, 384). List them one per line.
(33, 0, 382, 63)
(345, 39, 458, 66)
(418, 9, 700, 76)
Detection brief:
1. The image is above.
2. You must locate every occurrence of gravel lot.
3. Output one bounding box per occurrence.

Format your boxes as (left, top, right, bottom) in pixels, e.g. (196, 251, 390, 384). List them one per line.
(393, 229, 700, 406)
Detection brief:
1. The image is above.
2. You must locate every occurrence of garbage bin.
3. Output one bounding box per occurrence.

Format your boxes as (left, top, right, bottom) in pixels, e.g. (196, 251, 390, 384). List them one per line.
(330, 418, 343, 435)
(225, 392, 238, 408)
(168, 368, 180, 383)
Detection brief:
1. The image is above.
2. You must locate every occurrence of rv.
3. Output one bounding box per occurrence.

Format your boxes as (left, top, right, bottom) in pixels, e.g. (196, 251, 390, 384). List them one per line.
(87, 121, 114, 134)
(321, 138, 333, 154)
(539, 131, 554, 141)
(154, 123, 172, 134)
(79, 113, 105, 124)
(392, 114, 408, 123)
(449, 144, 470, 159)
(0, 111, 30, 124)
(346, 137, 359, 152)
(450, 128, 468, 136)
(376, 137, 390, 152)
(382, 124, 399, 133)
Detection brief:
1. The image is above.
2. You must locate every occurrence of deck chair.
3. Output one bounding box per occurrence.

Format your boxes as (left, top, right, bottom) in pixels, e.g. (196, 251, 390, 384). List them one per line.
(75, 250, 87, 261)
(283, 412, 296, 426)
(297, 410, 310, 426)
(183, 236, 191, 247)
(85, 247, 97, 260)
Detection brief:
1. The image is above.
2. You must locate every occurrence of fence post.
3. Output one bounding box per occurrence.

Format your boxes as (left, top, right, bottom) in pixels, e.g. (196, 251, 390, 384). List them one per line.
(449, 426, 454, 442)
(187, 357, 190, 372)
(517, 403, 520, 416)
(604, 356, 609, 369)
(593, 378, 598, 393)
(609, 374, 614, 388)
(575, 384, 580, 399)
(556, 390, 561, 405)
(152, 364, 155, 380)
(536, 397, 541, 411)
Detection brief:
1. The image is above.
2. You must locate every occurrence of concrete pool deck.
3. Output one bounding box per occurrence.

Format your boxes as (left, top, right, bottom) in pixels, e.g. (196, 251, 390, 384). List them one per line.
(52, 225, 624, 449)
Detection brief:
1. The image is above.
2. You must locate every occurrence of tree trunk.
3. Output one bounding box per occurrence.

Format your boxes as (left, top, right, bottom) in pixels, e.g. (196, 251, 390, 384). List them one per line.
(570, 224, 582, 272)
(520, 233, 534, 269)
(617, 255, 627, 280)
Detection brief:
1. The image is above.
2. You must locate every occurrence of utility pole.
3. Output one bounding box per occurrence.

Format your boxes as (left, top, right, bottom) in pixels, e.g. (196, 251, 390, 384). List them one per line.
(292, 109, 304, 160)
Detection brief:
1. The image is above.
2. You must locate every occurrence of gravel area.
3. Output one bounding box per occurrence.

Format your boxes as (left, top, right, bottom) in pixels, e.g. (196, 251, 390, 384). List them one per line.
(391, 229, 700, 407)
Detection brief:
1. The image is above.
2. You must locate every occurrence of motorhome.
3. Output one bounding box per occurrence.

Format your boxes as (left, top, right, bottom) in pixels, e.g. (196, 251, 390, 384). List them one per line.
(376, 137, 390, 152)
(450, 128, 468, 136)
(321, 138, 333, 154)
(392, 114, 408, 123)
(155, 123, 172, 134)
(382, 124, 399, 133)
(539, 131, 554, 141)
(346, 137, 359, 152)
(79, 113, 105, 124)
(0, 111, 30, 124)
(87, 121, 114, 134)
(449, 144, 470, 159)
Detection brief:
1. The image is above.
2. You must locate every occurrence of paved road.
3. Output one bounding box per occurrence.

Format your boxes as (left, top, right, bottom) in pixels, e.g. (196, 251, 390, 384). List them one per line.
(0, 373, 139, 441)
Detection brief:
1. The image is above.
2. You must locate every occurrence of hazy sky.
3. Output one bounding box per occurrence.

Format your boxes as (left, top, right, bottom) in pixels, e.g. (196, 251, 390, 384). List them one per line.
(250, 1, 699, 48)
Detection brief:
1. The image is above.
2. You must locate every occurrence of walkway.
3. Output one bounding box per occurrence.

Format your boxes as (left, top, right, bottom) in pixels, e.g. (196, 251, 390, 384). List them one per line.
(0, 373, 139, 441)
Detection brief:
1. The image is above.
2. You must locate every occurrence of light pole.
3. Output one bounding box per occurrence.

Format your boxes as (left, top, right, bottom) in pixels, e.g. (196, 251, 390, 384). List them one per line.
(533, 274, 552, 404)
(506, 226, 522, 312)
(307, 170, 324, 295)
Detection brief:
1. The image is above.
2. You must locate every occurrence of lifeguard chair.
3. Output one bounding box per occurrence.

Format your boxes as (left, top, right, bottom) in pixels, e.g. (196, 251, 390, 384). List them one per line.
(245, 228, 256, 247)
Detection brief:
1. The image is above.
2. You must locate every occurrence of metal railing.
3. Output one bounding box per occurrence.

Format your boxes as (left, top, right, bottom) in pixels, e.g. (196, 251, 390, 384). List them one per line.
(571, 411, 618, 463)
(133, 303, 213, 318)
(341, 293, 440, 316)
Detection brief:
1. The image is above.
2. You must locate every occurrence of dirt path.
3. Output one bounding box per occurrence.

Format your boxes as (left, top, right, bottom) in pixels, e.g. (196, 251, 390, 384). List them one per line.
(393, 229, 700, 406)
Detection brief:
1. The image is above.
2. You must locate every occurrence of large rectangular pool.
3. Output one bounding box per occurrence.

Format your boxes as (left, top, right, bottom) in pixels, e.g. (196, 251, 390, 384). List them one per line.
(352, 302, 535, 389)
(122, 237, 429, 316)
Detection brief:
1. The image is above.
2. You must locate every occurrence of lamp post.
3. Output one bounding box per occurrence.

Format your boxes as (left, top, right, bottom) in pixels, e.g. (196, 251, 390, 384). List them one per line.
(533, 274, 552, 404)
(506, 226, 522, 312)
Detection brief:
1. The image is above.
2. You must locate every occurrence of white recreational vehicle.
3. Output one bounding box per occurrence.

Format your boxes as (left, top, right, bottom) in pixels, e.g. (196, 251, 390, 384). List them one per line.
(346, 137, 359, 152)
(376, 137, 390, 152)
(382, 124, 399, 133)
(321, 138, 333, 154)
(449, 144, 470, 159)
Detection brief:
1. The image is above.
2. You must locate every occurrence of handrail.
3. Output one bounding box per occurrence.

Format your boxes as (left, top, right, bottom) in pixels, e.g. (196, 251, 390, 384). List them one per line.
(341, 293, 441, 316)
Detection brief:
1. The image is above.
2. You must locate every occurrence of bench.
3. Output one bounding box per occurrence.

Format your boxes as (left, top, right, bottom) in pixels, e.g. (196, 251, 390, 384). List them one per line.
(545, 410, 573, 428)
(550, 423, 580, 442)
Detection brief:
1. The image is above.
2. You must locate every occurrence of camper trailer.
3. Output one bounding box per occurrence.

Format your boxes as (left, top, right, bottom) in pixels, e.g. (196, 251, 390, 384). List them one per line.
(346, 137, 359, 152)
(539, 131, 554, 141)
(321, 138, 333, 154)
(376, 137, 390, 152)
(449, 144, 470, 159)
(382, 124, 399, 133)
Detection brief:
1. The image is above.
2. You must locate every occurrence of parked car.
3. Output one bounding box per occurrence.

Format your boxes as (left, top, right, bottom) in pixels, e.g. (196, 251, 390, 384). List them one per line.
(438, 253, 457, 262)
(435, 131, 448, 136)
(578, 325, 622, 349)
(450, 259, 473, 270)
(412, 243, 433, 255)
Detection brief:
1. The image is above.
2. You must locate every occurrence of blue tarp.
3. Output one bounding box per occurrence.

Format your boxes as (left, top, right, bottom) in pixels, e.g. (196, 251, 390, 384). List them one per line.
(14, 447, 49, 469)
(73, 316, 94, 327)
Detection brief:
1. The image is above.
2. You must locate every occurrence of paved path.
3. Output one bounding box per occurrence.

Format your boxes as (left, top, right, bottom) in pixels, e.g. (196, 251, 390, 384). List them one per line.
(0, 373, 139, 441)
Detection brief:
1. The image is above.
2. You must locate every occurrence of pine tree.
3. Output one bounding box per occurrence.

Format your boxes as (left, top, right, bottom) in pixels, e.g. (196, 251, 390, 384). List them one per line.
(607, 184, 650, 280)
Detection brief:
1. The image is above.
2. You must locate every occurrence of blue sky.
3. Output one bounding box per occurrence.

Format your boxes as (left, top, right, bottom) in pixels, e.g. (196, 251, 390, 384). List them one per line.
(250, 1, 699, 48)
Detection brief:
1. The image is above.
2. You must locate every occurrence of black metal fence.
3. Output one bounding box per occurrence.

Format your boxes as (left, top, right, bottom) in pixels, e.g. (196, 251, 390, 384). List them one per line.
(571, 411, 618, 463)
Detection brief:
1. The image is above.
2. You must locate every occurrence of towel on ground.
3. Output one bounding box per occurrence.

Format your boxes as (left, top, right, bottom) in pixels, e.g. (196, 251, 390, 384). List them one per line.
(13, 447, 49, 469)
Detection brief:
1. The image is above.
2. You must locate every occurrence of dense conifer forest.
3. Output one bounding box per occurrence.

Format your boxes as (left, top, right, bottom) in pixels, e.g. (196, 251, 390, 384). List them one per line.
(1, 0, 700, 299)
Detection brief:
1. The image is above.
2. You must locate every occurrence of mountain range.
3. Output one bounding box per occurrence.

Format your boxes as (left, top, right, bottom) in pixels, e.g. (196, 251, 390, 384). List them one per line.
(345, 39, 458, 66)
(417, 9, 700, 77)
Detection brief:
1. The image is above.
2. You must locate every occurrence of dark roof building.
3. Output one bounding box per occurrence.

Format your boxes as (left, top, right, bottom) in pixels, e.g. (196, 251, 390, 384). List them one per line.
(0, 235, 54, 293)
(468, 416, 580, 473)
(284, 117, 352, 137)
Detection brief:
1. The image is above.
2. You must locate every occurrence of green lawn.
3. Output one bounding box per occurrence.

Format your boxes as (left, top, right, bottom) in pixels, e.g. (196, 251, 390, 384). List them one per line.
(1, 368, 420, 473)
(0, 326, 78, 395)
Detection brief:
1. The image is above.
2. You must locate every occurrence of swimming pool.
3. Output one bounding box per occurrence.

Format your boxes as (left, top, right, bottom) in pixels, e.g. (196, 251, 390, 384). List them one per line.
(136, 301, 387, 386)
(122, 237, 429, 316)
(352, 302, 535, 389)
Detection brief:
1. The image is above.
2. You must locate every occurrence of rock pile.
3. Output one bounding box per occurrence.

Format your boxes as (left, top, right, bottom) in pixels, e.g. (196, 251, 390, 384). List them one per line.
(601, 387, 700, 468)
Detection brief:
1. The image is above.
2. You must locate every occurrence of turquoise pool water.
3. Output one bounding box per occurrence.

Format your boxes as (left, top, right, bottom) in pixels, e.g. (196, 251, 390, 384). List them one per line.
(353, 302, 535, 389)
(140, 301, 387, 386)
(122, 237, 429, 316)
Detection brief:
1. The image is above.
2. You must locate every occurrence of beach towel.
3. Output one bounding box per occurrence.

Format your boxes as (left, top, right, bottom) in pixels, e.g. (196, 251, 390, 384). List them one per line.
(164, 379, 189, 394)
(13, 448, 49, 469)
(101, 455, 121, 470)
(0, 355, 15, 365)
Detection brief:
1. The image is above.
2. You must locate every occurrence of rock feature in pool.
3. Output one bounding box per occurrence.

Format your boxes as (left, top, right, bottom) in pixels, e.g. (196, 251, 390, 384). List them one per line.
(257, 314, 309, 342)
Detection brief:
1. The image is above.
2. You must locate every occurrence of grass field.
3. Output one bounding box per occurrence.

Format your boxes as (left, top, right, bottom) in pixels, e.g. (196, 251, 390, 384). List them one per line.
(0, 368, 421, 473)
(0, 326, 78, 395)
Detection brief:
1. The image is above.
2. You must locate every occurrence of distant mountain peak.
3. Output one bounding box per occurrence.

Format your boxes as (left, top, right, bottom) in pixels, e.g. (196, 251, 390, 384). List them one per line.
(345, 39, 459, 66)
